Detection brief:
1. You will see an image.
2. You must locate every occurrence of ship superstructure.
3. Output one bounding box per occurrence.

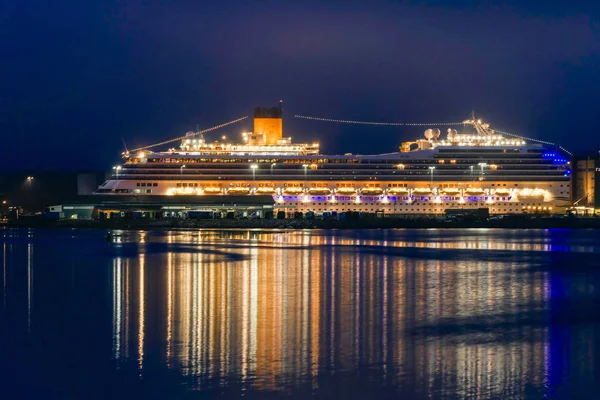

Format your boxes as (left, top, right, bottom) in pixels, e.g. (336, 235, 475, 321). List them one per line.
(97, 106, 572, 215)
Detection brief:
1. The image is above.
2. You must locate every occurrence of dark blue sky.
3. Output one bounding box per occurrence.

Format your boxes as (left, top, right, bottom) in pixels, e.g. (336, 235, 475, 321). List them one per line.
(1, 0, 598, 170)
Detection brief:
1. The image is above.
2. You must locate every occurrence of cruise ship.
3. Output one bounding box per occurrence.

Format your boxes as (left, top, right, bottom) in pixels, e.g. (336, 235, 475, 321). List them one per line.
(96, 105, 572, 215)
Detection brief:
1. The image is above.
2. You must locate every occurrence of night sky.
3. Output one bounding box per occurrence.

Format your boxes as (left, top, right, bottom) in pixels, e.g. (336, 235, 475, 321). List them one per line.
(1, 0, 598, 170)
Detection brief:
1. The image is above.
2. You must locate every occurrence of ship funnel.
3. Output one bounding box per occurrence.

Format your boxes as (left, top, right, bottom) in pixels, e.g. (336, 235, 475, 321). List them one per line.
(254, 105, 283, 145)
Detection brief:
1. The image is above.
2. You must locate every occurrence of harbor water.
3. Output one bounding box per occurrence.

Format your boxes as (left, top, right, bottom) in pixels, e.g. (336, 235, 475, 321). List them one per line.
(1, 228, 599, 399)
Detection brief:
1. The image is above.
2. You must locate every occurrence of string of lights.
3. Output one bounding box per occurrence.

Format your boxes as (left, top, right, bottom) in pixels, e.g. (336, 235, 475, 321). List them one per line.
(295, 114, 572, 156)
(130, 116, 248, 152)
(559, 146, 573, 156)
(494, 129, 554, 146)
(495, 130, 572, 155)
(294, 115, 465, 126)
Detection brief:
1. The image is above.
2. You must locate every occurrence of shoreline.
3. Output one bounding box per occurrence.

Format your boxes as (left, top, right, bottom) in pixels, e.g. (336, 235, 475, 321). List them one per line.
(4, 216, 600, 230)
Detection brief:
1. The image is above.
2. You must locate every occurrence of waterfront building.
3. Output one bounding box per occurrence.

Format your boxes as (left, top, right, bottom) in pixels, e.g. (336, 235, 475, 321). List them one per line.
(96, 106, 572, 215)
(573, 155, 600, 208)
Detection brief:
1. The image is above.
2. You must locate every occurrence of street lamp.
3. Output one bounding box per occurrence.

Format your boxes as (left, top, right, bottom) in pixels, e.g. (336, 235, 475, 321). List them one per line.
(302, 164, 309, 191)
(270, 163, 276, 175)
(250, 164, 258, 181)
(428, 166, 435, 187)
(470, 165, 474, 180)
(478, 163, 488, 178)
(113, 165, 122, 179)
(180, 165, 186, 175)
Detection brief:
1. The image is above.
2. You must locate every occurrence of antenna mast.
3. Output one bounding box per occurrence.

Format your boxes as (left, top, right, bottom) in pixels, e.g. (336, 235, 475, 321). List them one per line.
(121, 138, 129, 153)
(463, 111, 495, 136)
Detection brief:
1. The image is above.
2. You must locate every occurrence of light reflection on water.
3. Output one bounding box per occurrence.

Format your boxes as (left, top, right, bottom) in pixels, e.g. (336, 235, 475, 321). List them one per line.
(1, 228, 600, 399)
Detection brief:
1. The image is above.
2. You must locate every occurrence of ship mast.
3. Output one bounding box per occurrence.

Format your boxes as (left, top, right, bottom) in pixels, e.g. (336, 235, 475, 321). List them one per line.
(463, 111, 495, 136)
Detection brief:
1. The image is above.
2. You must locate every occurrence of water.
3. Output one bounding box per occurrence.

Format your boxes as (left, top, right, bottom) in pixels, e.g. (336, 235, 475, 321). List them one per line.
(1, 228, 600, 399)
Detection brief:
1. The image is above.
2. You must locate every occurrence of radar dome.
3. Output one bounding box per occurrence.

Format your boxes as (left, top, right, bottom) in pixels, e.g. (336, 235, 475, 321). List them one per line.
(432, 128, 441, 139)
(447, 128, 457, 139)
(424, 129, 434, 140)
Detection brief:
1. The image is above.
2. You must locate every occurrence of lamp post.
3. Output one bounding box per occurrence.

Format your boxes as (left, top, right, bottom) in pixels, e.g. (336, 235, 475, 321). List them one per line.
(270, 163, 276, 175)
(113, 165, 122, 179)
(478, 162, 488, 179)
(251, 164, 258, 181)
(470, 165, 474, 180)
(180, 165, 186, 175)
(428, 166, 435, 187)
(302, 164, 309, 192)
(428, 166, 436, 213)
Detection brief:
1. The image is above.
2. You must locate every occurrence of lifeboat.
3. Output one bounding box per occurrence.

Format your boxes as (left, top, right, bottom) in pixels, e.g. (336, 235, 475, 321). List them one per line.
(412, 188, 432, 194)
(361, 188, 383, 195)
(167, 187, 201, 196)
(283, 187, 304, 195)
(388, 188, 408, 195)
(517, 188, 546, 201)
(309, 188, 331, 195)
(465, 188, 485, 195)
(203, 187, 222, 194)
(494, 189, 511, 196)
(337, 187, 357, 195)
(227, 187, 251, 195)
(440, 188, 460, 195)
(256, 187, 277, 195)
